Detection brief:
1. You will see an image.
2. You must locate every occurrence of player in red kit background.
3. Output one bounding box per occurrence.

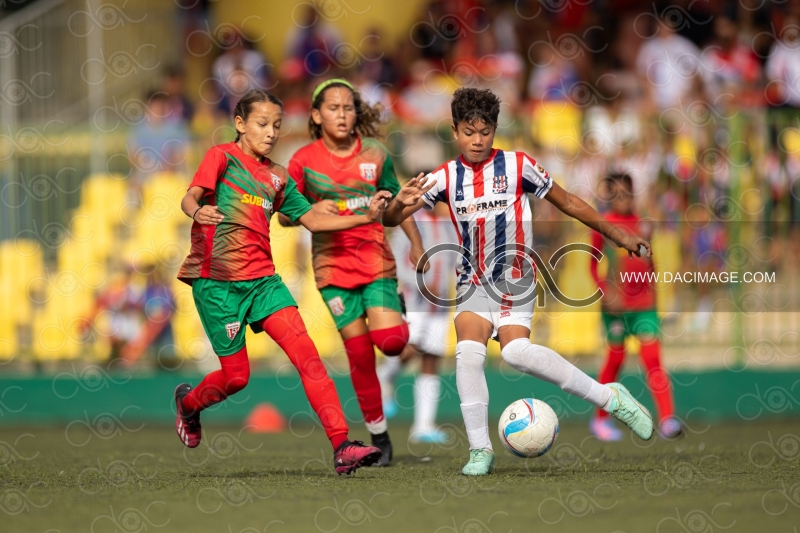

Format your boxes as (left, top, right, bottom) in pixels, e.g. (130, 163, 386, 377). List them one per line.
(589, 172, 682, 441)
(281, 79, 427, 466)
(174, 89, 391, 475)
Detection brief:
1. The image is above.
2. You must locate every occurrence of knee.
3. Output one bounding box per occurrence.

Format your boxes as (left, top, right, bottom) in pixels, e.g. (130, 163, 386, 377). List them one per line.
(369, 323, 409, 356)
(499, 338, 524, 366)
(223, 365, 250, 395)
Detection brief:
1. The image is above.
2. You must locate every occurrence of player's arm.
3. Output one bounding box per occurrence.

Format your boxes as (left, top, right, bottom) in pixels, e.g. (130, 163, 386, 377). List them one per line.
(298, 192, 390, 233)
(383, 173, 437, 227)
(279, 198, 339, 227)
(182, 148, 226, 225)
(399, 217, 430, 273)
(181, 186, 224, 225)
(545, 181, 651, 258)
(279, 177, 391, 233)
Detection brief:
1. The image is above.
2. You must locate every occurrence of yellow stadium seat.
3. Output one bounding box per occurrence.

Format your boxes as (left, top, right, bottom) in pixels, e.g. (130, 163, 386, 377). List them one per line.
(531, 102, 582, 157)
(142, 172, 188, 206)
(0, 317, 17, 361)
(31, 292, 87, 361)
(0, 239, 45, 285)
(547, 229, 602, 356)
(172, 311, 207, 361)
(80, 173, 129, 224)
(651, 230, 680, 317)
(68, 209, 115, 264)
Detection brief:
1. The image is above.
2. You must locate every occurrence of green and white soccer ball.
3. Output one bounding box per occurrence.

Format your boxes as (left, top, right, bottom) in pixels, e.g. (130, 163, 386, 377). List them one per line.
(498, 398, 559, 458)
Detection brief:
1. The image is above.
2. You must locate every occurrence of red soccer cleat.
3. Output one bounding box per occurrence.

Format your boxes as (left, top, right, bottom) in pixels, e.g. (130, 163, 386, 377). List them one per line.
(333, 440, 382, 475)
(174, 383, 202, 448)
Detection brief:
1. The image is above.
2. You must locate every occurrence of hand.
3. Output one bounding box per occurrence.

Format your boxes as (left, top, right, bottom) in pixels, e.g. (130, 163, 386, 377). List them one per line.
(193, 205, 224, 225)
(312, 199, 339, 216)
(367, 191, 392, 222)
(623, 234, 652, 260)
(409, 245, 430, 273)
(396, 173, 436, 207)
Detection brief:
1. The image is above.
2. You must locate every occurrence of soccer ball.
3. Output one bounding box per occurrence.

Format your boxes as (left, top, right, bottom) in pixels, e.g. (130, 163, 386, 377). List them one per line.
(498, 399, 559, 458)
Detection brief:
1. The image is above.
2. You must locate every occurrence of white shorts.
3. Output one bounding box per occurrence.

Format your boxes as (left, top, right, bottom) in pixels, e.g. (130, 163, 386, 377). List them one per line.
(405, 310, 451, 357)
(454, 282, 534, 339)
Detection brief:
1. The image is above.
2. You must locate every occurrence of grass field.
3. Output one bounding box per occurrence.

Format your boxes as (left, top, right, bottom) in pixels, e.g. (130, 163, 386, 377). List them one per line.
(2, 419, 798, 533)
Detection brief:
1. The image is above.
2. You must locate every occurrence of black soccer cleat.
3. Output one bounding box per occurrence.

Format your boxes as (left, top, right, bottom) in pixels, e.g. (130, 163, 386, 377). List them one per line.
(174, 383, 202, 448)
(371, 431, 393, 467)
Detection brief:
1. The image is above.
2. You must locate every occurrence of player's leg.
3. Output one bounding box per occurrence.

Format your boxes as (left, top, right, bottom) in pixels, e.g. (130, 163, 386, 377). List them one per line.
(362, 279, 410, 465)
(634, 311, 681, 438)
(498, 311, 653, 440)
(410, 352, 447, 443)
(364, 278, 409, 356)
(322, 286, 387, 436)
(590, 312, 627, 441)
(376, 344, 413, 419)
(454, 306, 495, 475)
(408, 313, 450, 444)
(175, 279, 251, 448)
(251, 277, 381, 474)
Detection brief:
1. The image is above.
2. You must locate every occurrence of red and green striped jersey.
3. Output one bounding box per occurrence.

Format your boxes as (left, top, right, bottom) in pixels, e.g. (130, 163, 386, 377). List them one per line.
(288, 136, 400, 289)
(590, 212, 656, 310)
(178, 142, 311, 284)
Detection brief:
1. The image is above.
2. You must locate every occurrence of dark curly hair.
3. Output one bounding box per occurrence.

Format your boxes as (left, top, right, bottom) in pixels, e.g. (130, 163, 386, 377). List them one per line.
(233, 90, 283, 142)
(451, 87, 501, 128)
(308, 83, 384, 140)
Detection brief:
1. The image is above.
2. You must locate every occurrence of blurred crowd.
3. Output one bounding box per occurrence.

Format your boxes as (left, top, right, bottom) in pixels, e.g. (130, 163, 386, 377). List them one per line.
(92, 0, 800, 364)
(135, 0, 800, 224)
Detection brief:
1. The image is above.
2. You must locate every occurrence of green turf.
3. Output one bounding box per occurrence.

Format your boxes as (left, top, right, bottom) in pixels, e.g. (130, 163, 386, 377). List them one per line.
(2, 420, 798, 533)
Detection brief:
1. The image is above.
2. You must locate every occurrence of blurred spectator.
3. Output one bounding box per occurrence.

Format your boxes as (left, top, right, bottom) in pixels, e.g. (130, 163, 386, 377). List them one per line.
(396, 59, 453, 125)
(79, 268, 141, 363)
(703, 12, 762, 107)
(80, 265, 177, 367)
(212, 38, 271, 114)
(357, 27, 400, 86)
(395, 60, 452, 174)
(284, 3, 343, 81)
(162, 65, 195, 123)
(120, 265, 178, 368)
(635, 11, 708, 110)
(353, 28, 399, 117)
(473, 29, 523, 126)
(410, 0, 452, 61)
(764, 14, 800, 108)
(527, 46, 580, 102)
(128, 91, 189, 190)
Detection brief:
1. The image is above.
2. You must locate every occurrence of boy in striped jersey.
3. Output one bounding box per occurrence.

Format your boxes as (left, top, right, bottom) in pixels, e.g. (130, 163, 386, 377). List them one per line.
(384, 88, 655, 475)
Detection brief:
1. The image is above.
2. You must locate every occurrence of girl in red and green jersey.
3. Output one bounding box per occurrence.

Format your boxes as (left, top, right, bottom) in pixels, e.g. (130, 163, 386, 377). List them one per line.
(283, 79, 428, 465)
(174, 89, 390, 475)
(588, 173, 680, 441)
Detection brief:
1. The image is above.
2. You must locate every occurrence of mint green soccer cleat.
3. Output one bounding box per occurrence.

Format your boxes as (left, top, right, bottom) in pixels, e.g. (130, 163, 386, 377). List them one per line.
(461, 448, 495, 476)
(606, 383, 654, 440)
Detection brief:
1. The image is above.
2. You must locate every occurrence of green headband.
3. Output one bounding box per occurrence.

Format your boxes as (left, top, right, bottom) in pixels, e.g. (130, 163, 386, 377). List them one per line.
(311, 78, 355, 103)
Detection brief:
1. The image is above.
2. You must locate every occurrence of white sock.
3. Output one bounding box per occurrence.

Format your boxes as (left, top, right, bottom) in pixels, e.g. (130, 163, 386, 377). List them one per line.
(456, 341, 492, 451)
(412, 373, 440, 433)
(376, 356, 403, 401)
(365, 418, 387, 435)
(501, 338, 613, 409)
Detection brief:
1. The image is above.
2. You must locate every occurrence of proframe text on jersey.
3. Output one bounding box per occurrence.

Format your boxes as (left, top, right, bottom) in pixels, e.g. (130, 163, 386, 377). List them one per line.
(455, 199, 509, 215)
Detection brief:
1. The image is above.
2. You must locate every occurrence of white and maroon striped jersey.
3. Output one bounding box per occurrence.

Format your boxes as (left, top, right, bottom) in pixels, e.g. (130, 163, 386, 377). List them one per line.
(420, 149, 553, 287)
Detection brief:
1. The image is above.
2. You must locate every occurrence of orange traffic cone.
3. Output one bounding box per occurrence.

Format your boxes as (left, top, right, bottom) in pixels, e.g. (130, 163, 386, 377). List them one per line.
(244, 403, 287, 433)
